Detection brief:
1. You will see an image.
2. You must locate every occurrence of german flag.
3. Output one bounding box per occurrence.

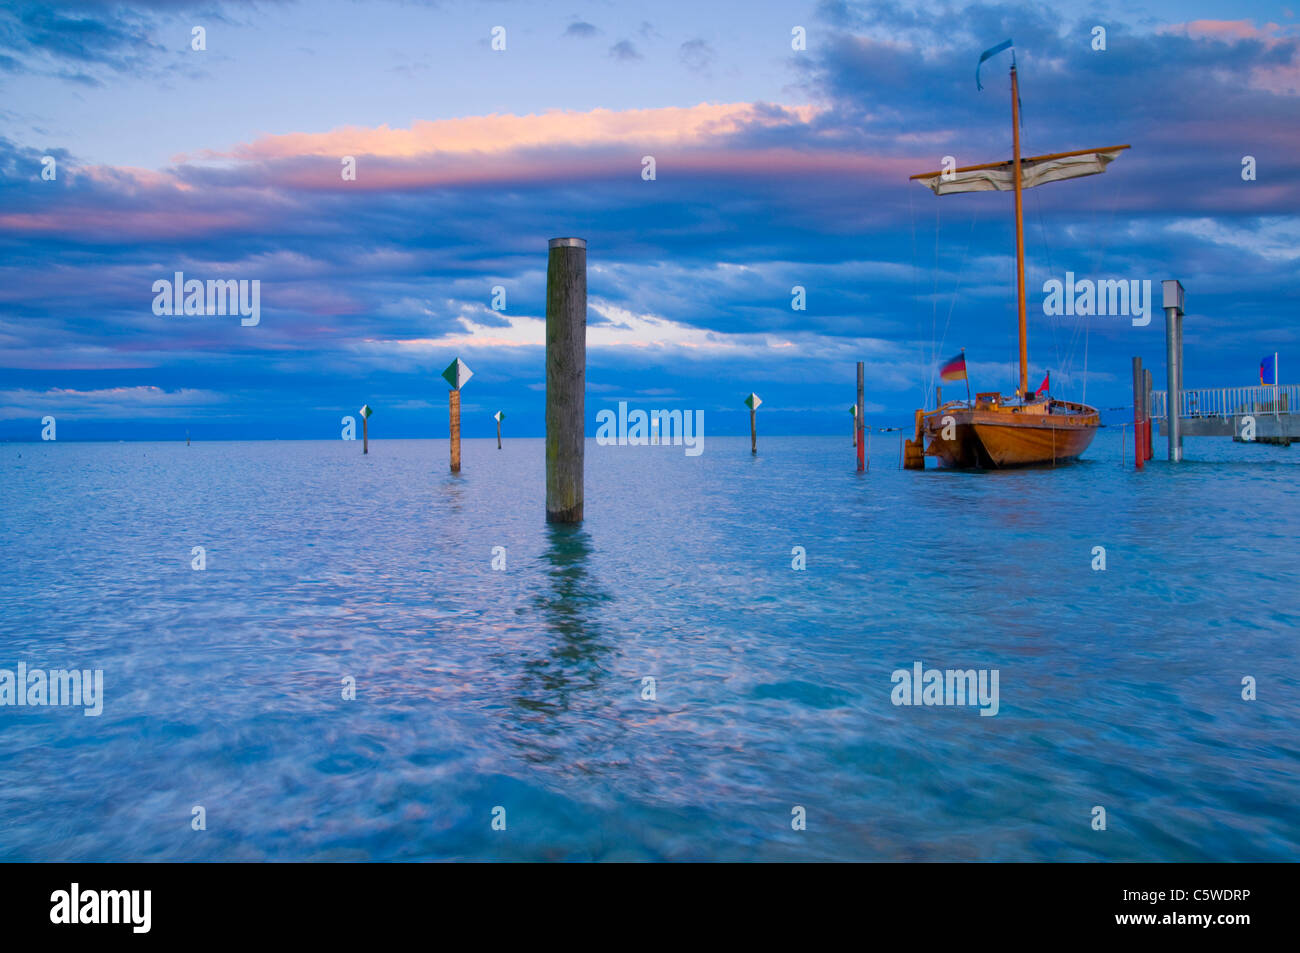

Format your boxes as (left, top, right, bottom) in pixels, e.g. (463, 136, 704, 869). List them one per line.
(939, 352, 967, 382)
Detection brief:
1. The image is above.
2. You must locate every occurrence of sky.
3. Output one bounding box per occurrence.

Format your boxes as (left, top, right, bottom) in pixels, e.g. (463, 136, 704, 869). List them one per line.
(1, 0, 1297, 440)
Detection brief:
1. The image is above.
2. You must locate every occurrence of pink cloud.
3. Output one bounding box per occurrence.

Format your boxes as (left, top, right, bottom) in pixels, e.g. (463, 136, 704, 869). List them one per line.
(1162, 19, 1300, 94)
(181, 102, 822, 164)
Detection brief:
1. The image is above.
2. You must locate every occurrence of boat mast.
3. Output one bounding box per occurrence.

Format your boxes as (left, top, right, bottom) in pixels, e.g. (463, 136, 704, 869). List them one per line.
(1010, 63, 1028, 398)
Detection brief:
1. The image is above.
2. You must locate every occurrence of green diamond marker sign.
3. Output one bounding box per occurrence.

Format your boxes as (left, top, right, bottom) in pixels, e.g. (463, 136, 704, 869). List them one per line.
(493, 411, 504, 422)
(849, 404, 857, 416)
(442, 358, 473, 390)
(359, 404, 373, 419)
(744, 393, 762, 411)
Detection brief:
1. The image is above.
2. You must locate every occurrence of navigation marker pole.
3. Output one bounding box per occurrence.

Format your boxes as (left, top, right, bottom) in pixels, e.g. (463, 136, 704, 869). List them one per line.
(360, 403, 373, 455)
(494, 411, 504, 449)
(442, 358, 473, 472)
(745, 393, 762, 455)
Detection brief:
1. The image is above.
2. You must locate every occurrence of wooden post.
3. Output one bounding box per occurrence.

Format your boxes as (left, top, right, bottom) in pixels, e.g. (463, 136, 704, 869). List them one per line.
(546, 237, 586, 523)
(359, 404, 373, 455)
(856, 362, 865, 471)
(494, 411, 503, 450)
(1131, 356, 1144, 470)
(850, 405, 857, 448)
(441, 360, 472, 473)
(186, 430, 190, 447)
(903, 408, 925, 469)
(744, 393, 761, 454)
(449, 389, 461, 471)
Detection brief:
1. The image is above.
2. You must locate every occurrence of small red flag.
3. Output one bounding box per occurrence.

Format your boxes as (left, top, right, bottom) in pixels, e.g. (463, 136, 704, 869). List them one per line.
(1035, 370, 1050, 396)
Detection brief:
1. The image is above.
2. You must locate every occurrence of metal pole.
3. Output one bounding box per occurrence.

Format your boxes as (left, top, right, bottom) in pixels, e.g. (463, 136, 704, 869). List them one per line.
(1165, 305, 1181, 462)
(546, 237, 586, 522)
(856, 362, 865, 472)
(1143, 368, 1154, 461)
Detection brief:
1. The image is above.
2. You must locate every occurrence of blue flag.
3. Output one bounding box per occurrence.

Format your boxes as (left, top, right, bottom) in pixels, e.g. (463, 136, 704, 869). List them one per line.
(1260, 353, 1278, 385)
(977, 39, 1014, 90)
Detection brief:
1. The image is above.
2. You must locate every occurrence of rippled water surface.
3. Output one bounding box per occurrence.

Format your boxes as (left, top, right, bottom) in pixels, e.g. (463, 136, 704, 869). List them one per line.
(1, 434, 1297, 861)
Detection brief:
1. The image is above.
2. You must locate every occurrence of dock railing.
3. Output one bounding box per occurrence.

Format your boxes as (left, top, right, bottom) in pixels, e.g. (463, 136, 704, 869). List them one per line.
(1150, 384, 1297, 420)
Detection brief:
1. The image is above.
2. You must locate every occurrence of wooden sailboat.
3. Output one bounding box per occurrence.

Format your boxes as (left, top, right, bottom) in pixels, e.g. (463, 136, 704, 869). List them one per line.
(907, 43, 1128, 469)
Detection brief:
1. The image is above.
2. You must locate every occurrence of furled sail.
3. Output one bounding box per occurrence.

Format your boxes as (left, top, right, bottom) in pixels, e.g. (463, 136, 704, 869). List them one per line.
(913, 147, 1128, 196)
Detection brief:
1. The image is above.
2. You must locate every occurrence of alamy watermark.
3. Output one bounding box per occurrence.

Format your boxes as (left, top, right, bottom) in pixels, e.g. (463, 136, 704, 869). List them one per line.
(152, 272, 260, 326)
(891, 661, 999, 716)
(595, 401, 704, 456)
(1, 662, 103, 716)
(1042, 272, 1152, 327)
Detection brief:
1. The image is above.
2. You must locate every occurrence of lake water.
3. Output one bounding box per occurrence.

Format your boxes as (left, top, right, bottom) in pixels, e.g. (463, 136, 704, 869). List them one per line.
(1, 433, 1297, 861)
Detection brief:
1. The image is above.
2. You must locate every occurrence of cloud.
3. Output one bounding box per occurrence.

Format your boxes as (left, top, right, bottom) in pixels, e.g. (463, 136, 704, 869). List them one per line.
(679, 38, 716, 74)
(563, 21, 599, 39)
(0, 386, 227, 419)
(0, 2, 166, 79)
(609, 39, 641, 61)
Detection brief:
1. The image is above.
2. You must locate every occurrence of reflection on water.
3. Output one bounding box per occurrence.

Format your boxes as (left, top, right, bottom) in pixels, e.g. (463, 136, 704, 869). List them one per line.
(508, 525, 613, 763)
(0, 435, 1297, 861)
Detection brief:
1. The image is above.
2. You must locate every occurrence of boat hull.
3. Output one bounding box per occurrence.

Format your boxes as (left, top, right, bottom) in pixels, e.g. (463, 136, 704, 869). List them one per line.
(921, 397, 1098, 469)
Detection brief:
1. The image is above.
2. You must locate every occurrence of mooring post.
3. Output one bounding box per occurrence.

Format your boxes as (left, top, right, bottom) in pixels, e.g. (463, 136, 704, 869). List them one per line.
(546, 237, 586, 522)
(442, 359, 473, 472)
(1162, 280, 1185, 462)
(1143, 368, 1154, 461)
(494, 411, 504, 450)
(1131, 357, 1144, 470)
(856, 362, 865, 471)
(360, 404, 372, 455)
(186, 429, 190, 447)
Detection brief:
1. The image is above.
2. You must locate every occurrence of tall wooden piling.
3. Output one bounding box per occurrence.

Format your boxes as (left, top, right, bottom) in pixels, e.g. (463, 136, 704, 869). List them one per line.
(494, 411, 504, 450)
(546, 237, 586, 522)
(360, 404, 372, 455)
(856, 362, 865, 471)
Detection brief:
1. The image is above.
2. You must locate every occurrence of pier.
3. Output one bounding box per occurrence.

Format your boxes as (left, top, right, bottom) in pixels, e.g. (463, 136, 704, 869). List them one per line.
(1132, 279, 1295, 459)
(1151, 385, 1297, 445)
